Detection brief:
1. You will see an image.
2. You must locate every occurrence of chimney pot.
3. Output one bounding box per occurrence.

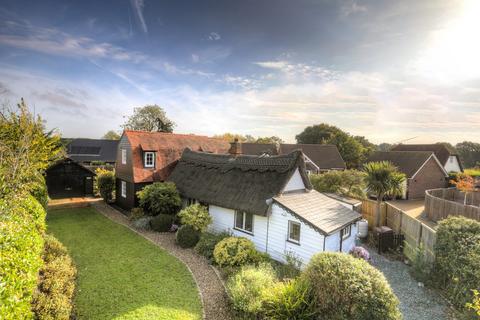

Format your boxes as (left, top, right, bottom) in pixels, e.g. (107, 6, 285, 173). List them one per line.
(229, 139, 242, 156)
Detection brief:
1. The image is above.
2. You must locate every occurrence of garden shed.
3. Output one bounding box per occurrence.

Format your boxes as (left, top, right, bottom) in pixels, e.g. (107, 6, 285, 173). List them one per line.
(45, 158, 95, 198)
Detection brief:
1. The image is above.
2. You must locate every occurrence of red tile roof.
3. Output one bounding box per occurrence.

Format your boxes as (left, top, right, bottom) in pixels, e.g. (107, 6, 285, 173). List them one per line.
(124, 130, 229, 183)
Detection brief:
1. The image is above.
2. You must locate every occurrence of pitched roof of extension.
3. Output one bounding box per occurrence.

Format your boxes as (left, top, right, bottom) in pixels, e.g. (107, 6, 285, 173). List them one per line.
(239, 143, 346, 170)
(390, 144, 461, 169)
(367, 151, 447, 178)
(124, 130, 230, 183)
(67, 139, 119, 163)
(168, 149, 312, 216)
(273, 190, 361, 235)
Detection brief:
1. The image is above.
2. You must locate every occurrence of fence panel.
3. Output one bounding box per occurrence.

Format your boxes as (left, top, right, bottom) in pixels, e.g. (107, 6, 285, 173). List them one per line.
(361, 199, 386, 228)
(400, 214, 422, 261)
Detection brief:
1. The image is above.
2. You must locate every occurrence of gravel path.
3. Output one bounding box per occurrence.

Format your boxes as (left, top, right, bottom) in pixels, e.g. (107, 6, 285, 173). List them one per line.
(365, 245, 451, 320)
(91, 201, 233, 320)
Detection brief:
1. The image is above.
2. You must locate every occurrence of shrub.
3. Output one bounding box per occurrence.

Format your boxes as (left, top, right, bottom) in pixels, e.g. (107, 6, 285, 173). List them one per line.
(0, 195, 46, 319)
(466, 290, 480, 318)
(302, 252, 401, 320)
(96, 168, 115, 202)
(129, 207, 144, 221)
(310, 169, 366, 199)
(30, 178, 49, 209)
(275, 251, 303, 280)
(410, 245, 432, 284)
(178, 204, 212, 232)
(194, 232, 230, 261)
(349, 246, 370, 261)
(213, 237, 258, 267)
(137, 182, 181, 216)
(32, 235, 76, 320)
(227, 263, 277, 314)
(150, 214, 173, 232)
(176, 225, 201, 248)
(132, 216, 152, 230)
(433, 216, 480, 310)
(263, 278, 317, 319)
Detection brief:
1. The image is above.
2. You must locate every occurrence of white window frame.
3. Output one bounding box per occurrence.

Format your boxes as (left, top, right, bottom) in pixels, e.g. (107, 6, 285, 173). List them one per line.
(341, 225, 351, 240)
(234, 211, 254, 234)
(288, 221, 301, 244)
(144, 152, 155, 168)
(121, 181, 126, 198)
(121, 149, 127, 165)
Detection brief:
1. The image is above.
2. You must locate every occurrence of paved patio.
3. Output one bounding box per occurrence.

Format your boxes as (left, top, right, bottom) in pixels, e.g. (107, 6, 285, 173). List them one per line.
(388, 199, 437, 229)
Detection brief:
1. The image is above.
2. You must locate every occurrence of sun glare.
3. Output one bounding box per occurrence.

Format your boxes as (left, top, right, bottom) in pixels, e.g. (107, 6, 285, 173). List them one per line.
(416, 0, 480, 82)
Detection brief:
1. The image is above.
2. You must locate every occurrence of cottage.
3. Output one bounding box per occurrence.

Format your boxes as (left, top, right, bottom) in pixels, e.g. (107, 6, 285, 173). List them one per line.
(239, 142, 346, 173)
(115, 130, 229, 210)
(368, 151, 448, 199)
(45, 158, 95, 198)
(391, 144, 463, 173)
(168, 147, 361, 265)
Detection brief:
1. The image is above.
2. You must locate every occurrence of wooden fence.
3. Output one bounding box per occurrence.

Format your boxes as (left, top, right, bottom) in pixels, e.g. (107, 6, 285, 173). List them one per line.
(425, 188, 480, 222)
(361, 199, 436, 262)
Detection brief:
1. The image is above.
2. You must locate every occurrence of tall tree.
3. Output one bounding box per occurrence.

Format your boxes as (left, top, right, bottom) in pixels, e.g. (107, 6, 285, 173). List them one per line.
(0, 99, 62, 196)
(436, 142, 457, 154)
(296, 124, 367, 168)
(103, 130, 120, 140)
(377, 143, 393, 152)
(455, 141, 480, 168)
(363, 161, 405, 227)
(254, 136, 284, 144)
(214, 133, 283, 144)
(122, 105, 175, 132)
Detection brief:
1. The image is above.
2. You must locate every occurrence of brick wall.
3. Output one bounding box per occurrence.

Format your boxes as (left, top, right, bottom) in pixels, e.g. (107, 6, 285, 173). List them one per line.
(408, 157, 447, 199)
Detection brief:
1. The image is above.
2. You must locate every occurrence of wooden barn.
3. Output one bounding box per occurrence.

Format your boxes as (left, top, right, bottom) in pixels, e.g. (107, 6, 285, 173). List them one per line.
(45, 158, 95, 198)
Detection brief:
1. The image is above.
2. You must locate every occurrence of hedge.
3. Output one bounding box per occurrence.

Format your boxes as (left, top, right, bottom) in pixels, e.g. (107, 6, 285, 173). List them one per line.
(433, 216, 480, 310)
(32, 235, 77, 320)
(0, 194, 46, 319)
(176, 225, 201, 248)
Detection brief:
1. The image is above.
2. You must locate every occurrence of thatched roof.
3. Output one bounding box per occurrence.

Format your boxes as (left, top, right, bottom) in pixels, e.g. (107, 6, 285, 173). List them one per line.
(274, 190, 361, 235)
(168, 149, 312, 215)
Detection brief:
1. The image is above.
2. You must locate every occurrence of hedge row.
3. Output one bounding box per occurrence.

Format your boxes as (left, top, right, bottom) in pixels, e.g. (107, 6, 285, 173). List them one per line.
(0, 194, 46, 319)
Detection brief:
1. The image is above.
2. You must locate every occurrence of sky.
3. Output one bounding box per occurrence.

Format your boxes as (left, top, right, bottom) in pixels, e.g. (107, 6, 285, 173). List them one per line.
(0, 0, 479, 144)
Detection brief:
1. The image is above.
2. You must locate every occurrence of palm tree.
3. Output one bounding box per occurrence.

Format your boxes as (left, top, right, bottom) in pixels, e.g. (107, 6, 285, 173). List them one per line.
(363, 161, 406, 227)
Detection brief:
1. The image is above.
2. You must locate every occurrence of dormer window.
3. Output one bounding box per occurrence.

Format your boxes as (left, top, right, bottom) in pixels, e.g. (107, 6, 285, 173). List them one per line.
(144, 152, 155, 168)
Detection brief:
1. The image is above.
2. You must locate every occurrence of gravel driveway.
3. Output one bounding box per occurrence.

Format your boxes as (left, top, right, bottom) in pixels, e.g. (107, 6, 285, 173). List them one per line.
(365, 245, 451, 320)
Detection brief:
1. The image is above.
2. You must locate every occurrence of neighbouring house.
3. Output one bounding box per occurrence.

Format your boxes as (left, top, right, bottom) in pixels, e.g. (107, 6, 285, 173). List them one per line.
(235, 142, 346, 173)
(115, 130, 229, 210)
(45, 158, 95, 198)
(368, 151, 449, 199)
(391, 144, 463, 173)
(168, 146, 361, 265)
(66, 138, 119, 166)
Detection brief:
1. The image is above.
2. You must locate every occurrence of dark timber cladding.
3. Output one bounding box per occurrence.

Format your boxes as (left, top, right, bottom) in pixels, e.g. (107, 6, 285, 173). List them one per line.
(168, 149, 312, 215)
(45, 158, 95, 198)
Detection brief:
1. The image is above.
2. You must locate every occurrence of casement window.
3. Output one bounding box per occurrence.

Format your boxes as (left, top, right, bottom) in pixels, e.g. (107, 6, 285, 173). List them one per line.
(121, 181, 126, 198)
(288, 221, 301, 243)
(341, 225, 351, 240)
(144, 152, 155, 168)
(234, 211, 253, 233)
(121, 149, 127, 164)
(187, 198, 198, 206)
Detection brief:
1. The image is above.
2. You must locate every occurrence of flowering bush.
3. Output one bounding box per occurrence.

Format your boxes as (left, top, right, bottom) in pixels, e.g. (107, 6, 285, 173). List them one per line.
(349, 246, 370, 261)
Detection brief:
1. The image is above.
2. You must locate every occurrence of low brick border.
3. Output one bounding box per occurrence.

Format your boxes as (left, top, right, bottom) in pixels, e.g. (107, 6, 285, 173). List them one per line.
(91, 201, 232, 320)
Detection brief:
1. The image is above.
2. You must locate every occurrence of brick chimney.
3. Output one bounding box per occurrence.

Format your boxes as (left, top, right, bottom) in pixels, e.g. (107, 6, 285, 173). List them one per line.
(228, 138, 242, 156)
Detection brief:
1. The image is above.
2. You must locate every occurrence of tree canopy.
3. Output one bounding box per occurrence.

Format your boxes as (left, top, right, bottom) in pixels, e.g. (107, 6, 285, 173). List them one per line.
(455, 141, 480, 168)
(122, 105, 175, 133)
(214, 133, 284, 144)
(295, 124, 373, 168)
(102, 130, 120, 140)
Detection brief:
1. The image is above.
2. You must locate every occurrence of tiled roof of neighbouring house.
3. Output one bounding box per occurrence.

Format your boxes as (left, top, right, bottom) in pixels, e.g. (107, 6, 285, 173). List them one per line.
(168, 148, 312, 215)
(367, 151, 436, 178)
(273, 190, 361, 235)
(238, 143, 346, 170)
(390, 144, 462, 169)
(124, 130, 230, 183)
(67, 139, 119, 163)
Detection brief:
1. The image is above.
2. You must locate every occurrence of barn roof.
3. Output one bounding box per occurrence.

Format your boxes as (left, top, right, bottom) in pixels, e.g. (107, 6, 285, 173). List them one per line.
(168, 149, 312, 215)
(273, 190, 361, 235)
(67, 139, 119, 163)
(390, 144, 459, 167)
(367, 151, 445, 178)
(238, 143, 346, 170)
(124, 130, 230, 183)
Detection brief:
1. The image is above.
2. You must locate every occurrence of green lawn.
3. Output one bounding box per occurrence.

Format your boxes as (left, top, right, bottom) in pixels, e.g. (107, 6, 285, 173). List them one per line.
(47, 207, 202, 320)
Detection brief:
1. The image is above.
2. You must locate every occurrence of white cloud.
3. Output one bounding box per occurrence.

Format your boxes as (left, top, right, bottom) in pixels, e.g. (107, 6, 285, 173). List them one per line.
(130, 0, 148, 33)
(208, 32, 221, 41)
(340, 0, 367, 17)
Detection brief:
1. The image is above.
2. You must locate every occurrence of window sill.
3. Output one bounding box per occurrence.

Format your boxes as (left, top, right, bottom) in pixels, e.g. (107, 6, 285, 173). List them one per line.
(234, 227, 254, 236)
(287, 239, 300, 246)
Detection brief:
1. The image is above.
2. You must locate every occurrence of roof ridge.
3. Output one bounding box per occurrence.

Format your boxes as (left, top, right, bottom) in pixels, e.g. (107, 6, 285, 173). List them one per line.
(124, 130, 221, 139)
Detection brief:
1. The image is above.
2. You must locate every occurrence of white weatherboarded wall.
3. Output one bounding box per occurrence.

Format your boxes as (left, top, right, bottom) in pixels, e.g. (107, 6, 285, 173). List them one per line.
(283, 168, 305, 192)
(444, 156, 462, 173)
